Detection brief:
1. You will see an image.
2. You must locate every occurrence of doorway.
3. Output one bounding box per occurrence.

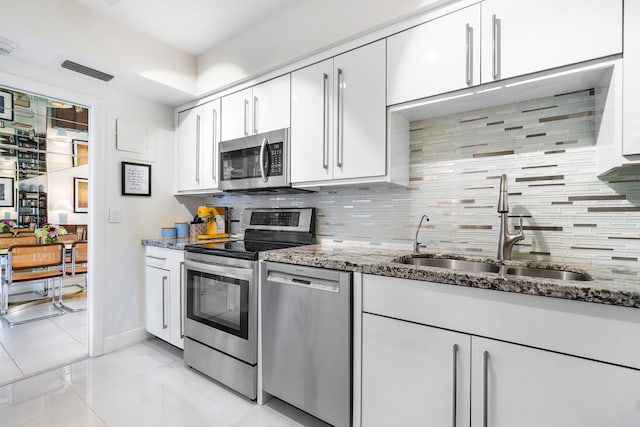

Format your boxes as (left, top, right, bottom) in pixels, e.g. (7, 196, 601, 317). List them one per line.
(0, 87, 90, 385)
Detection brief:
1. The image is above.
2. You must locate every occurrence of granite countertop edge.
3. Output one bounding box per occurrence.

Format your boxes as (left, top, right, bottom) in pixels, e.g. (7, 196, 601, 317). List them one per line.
(142, 239, 640, 309)
(257, 244, 640, 309)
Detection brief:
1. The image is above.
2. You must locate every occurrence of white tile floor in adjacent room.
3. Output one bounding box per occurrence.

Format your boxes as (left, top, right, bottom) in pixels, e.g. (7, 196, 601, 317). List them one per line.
(0, 338, 333, 427)
(0, 301, 88, 386)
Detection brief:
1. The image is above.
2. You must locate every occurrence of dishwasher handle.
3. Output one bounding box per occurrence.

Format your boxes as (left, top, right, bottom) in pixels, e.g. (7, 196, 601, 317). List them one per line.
(266, 270, 340, 293)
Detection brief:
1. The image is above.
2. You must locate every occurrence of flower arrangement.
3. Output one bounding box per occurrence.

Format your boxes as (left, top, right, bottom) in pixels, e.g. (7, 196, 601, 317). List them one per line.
(35, 224, 68, 244)
(0, 219, 14, 233)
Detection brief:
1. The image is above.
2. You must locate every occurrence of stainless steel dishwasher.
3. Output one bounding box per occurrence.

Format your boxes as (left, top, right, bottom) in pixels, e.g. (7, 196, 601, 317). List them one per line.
(261, 261, 352, 427)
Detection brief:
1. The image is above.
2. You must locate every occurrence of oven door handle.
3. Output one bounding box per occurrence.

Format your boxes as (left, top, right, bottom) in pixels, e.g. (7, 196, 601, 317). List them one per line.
(186, 260, 253, 281)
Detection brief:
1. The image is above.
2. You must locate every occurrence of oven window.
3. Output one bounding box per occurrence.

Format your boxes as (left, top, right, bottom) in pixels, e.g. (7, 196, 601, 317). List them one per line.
(187, 269, 249, 339)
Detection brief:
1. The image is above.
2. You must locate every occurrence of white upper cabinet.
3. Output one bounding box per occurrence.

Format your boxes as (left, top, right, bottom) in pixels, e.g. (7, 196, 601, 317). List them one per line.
(387, 4, 481, 106)
(221, 74, 290, 142)
(290, 58, 334, 183)
(175, 98, 221, 193)
(623, 0, 640, 157)
(291, 40, 387, 185)
(176, 106, 199, 192)
(199, 100, 221, 189)
(481, 0, 622, 83)
(333, 40, 387, 181)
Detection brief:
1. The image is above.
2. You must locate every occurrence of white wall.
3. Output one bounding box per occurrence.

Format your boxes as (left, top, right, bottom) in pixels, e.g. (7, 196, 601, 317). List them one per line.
(197, 0, 448, 94)
(0, 55, 191, 355)
(0, 0, 197, 105)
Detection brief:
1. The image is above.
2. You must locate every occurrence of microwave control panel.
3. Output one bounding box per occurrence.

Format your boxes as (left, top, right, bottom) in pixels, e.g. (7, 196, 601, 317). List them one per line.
(268, 142, 283, 176)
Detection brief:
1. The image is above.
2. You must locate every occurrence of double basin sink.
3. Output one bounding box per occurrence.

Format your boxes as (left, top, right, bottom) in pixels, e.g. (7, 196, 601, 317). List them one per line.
(395, 256, 592, 281)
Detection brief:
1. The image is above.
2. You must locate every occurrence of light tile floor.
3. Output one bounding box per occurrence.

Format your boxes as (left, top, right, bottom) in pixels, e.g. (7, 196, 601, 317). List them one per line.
(0, 300, 88, 386)
(0, 338, 333, 427)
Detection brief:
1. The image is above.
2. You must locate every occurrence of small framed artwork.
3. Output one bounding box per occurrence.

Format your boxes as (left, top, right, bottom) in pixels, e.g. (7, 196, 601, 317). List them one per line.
(0, 177, 14, 207)
(74, 177, 88, 213)
(0, 91, 14, 121)
(121, 161, 151, 197)
(72, 140, 89, 166)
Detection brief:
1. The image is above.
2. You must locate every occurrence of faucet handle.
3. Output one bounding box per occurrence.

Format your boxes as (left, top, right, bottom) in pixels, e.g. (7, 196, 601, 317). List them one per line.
(518, 217, 523, 230)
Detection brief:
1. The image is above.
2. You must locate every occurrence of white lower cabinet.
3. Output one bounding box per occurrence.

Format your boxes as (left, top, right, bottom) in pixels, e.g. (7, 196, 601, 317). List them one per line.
(361, 275, 640, 426)
(471, 337, 640, 427)
(361, 313, 471, 427)
(144, 247, 184, 349)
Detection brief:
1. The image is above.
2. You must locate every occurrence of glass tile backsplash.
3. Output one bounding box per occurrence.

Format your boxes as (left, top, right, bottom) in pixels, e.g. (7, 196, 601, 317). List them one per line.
(204, 88, 640, 270)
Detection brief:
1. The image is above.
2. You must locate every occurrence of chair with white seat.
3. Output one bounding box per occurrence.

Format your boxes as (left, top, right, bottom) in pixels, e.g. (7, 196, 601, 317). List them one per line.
(0, 243, 65, 325)
(61, 241, 87, 312)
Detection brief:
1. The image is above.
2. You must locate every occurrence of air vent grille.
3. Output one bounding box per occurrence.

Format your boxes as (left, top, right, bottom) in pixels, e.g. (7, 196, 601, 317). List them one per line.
(61, 60, 114, 82)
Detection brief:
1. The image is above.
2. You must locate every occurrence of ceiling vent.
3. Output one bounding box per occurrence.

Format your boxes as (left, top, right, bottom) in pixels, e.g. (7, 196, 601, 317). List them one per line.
(0, 37, 16, 55)
(61, 60, 114, 82)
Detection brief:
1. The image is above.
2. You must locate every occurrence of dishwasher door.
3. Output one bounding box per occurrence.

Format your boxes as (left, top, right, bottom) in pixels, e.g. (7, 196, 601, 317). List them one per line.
(261, 262, 352, 427)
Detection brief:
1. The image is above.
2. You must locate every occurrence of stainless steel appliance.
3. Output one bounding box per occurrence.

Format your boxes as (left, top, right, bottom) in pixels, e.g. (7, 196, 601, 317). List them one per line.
(219, 128, 289, 191)
(261, 262, 352, 427)
(183, 207, 315, 400)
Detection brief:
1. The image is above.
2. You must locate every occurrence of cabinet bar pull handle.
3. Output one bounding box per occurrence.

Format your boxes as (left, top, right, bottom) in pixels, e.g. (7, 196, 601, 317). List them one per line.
(483, 350, 489, 427)
(492, 15, 501, 80)
(146, 255, 166, 261)
(179, 261, 184, 338)
(452, 344, 459, 427)
(162, 276, 168, 330)
(195, 115, 201, 183)
(243, 99, 249, 136)
(253, 96, 258, 134)
(465, 24, 473, 86)
(336, 67, 344, 168)
(212, 109, 217, 181)
(322, 72, 329, 170)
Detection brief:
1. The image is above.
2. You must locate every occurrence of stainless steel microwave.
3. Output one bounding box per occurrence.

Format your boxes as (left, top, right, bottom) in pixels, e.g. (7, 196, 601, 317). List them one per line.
(219, 128, 289, 191)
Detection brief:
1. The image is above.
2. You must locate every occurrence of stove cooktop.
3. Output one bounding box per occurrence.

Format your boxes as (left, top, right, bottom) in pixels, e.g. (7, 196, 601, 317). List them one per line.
(185, 207, 315, 260)
(184, 239, 307, 261)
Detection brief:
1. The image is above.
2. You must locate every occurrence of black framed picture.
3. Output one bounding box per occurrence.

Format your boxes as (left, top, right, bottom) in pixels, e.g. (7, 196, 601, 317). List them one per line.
(0, 177, 14, 207)
(121, 161, 151, 196)
(0, 91, 14, 121)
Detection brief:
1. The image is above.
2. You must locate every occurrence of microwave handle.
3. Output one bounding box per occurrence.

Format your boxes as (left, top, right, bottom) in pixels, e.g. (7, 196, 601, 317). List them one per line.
(259, 137, 269, 183)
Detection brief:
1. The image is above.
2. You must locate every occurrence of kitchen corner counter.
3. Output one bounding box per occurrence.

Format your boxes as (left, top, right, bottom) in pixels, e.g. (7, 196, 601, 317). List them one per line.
(260, 244, 640, 309)
(142, 237, 231, 251)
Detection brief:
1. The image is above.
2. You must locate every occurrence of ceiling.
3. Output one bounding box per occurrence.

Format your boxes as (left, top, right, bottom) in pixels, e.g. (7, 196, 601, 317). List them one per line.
(76, 0, 307, 56)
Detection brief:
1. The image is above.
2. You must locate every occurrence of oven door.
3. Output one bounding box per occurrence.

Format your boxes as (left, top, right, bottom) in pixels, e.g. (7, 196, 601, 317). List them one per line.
(184, 253, 257, 364)
(219, 128, 289, 191)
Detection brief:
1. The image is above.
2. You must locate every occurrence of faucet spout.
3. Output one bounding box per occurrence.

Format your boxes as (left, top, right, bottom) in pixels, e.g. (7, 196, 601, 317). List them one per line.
(496, 175, 525, 260)
(413, 214, 430, 253)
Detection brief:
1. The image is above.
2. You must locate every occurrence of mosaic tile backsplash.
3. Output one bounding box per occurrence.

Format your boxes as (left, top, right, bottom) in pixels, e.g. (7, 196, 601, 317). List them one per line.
(204, 88, 640, 270)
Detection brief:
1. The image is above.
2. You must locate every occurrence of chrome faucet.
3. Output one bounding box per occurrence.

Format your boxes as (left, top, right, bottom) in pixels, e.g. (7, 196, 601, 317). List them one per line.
(497, 174, 524, 260)
(413, 214, 430, 253)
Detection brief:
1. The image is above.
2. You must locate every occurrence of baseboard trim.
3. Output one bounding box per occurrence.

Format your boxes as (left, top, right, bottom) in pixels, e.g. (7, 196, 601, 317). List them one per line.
(103, 327, 148, 354)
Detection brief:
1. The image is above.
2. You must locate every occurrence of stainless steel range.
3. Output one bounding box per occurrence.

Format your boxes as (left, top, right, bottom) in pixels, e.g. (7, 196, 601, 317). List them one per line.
(182, 207, 315, 400)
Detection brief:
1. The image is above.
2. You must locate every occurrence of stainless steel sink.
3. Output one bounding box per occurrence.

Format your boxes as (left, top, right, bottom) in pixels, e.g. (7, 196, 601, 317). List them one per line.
(395, 256, 593, 281)
(504, 266, 592, 281)
(398, 257, 501, 273)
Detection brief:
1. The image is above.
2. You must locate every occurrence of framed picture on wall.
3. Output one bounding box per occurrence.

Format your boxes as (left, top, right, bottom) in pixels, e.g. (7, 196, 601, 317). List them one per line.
(0, 91, 14, 121)
(72, 140, 88, 166)
(121, 161, 151, 196)
(74, 177, 88, 213)
(0, 177, 14, 207)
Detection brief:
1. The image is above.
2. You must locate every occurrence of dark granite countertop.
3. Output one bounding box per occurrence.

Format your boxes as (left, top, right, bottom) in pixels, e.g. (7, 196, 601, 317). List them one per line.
(259, 243, 640, 309)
